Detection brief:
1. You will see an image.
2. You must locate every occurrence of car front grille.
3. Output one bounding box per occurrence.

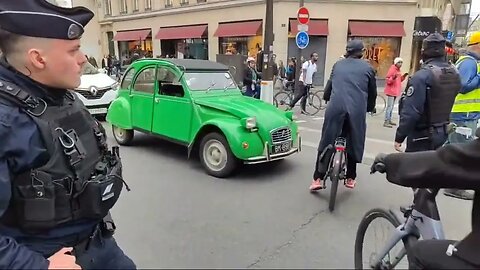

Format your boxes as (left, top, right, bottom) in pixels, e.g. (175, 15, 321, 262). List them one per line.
(271, 127, 292, 143)
(78, 88, 110, 100)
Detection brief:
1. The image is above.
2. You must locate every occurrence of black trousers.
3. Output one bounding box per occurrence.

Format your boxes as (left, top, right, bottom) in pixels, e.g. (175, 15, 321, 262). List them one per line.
(313, 118, 357, 180)
(289, 82, 309, 111)
(405, 128, 448, 152)
(408, 240, 477, 269)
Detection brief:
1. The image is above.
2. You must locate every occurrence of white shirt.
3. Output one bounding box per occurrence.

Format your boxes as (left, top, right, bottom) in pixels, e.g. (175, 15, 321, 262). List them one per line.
(299, 60, 317, 85)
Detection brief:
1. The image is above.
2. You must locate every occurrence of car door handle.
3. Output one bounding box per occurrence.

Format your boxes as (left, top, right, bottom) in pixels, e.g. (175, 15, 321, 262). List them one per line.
(154, 97, 160, 103)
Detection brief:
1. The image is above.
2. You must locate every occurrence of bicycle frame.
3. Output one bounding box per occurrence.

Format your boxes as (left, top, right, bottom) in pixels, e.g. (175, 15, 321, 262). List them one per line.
(369, 188, 445, 268)
(326, 137, 347, 180)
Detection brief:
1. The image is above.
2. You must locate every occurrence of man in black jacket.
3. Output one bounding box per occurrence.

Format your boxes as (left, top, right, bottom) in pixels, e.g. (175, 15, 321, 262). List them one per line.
(371, 129, 480, 269)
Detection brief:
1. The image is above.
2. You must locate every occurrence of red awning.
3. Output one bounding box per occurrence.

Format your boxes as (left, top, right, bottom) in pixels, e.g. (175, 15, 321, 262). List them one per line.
(113, 29, 151, 41)
(348, 21, 406, 37)
(214, 20, 262, 37)
(155, 25, 208, 40)
(290, 19, 329, 36)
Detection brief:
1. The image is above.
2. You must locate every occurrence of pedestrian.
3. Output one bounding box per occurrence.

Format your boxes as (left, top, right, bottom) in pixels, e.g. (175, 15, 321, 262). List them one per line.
(0, 1, 135, 269)
(243, 57, 261, 98)
(272, 54, 278, 88)
(443, 31, 480, 200)
(287, 52, 318, 114)
(310, 40, 377, 191)
(394, 33, 460, 154)
(383, 57, 408, 128)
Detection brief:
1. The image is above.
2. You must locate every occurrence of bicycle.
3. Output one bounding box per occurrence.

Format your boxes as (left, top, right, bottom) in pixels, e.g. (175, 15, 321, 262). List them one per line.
(354, 166, 445, 269)
(370, 95, 387, 116)
(324, 136, 348, 212)
(274, 83, 325, 115)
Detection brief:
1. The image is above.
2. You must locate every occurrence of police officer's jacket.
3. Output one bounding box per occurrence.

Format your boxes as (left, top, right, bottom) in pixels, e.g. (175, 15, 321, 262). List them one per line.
(0, 59, 127, 269)
(384, 129, 480, 266)
(396, 57, 461, 144)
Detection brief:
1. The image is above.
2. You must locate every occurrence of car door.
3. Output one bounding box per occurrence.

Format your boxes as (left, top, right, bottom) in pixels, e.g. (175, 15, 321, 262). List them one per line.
(130, 65, 157, 132)
(151, 66, 193, 143)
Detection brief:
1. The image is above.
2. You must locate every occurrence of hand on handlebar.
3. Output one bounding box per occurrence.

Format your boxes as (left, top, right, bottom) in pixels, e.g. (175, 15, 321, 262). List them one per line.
(370, 153, 387, 174)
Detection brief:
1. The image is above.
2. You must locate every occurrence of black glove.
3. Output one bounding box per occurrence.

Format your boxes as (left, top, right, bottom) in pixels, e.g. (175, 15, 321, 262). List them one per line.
(371, 107, 377, 114)
(370, 153, 387, 174)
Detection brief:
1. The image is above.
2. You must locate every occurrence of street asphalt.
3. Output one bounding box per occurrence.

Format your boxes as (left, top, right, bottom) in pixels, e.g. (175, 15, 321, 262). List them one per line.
(101, 114, 472, 268)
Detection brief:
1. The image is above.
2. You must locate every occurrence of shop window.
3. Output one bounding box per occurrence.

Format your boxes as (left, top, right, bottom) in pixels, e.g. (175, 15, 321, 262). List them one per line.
(197, 0, 206, 2)
(165, 0, 173, 8)
(219, 36, 262, 57)
(120, 0, 128, 14)
(133, 67, 156, 94)
(104, 0, 112, 16)
(350, 37, 401, 79)
(180, 0, 189, 6)
(145, 0, 152, 10)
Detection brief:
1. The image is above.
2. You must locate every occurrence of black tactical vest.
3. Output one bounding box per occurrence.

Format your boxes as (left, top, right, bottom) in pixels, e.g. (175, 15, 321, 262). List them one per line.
(0, 80, 129, 234)
(417, 64, 461, 129)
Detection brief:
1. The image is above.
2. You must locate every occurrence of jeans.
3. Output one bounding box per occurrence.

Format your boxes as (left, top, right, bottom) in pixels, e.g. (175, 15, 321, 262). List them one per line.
(448, 119, 479, 144)
(384, 95, 397, 122)
(245, 83, 261, 99)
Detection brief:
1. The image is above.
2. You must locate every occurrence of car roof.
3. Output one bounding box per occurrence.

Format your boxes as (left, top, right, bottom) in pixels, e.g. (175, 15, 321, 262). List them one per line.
(135, 58, 230, 72)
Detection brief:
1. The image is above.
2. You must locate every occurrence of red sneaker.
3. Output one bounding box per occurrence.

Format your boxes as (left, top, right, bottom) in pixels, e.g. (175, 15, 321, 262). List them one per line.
(309, 179, 325, 191)
(345, 178, 356, 189)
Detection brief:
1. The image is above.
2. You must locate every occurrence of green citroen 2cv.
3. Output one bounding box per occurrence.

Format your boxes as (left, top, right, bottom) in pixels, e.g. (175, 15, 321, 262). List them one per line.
(106, 58, 301, 178)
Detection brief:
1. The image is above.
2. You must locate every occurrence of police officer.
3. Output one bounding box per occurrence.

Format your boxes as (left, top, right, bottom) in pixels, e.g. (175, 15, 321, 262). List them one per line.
(394, 33, 461, 153)
(0, 1, 135, 269)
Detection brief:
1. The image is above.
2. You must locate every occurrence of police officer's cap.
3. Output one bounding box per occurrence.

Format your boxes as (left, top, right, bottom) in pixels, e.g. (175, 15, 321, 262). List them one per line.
(422, 33, 446, 50)
(0, 0, 94, 40)
(346, 40, 365, 53)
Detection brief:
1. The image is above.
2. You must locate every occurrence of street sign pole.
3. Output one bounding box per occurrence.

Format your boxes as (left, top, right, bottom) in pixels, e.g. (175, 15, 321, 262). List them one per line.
(260, 0, 274, 104)
(294, 1, 306, 96)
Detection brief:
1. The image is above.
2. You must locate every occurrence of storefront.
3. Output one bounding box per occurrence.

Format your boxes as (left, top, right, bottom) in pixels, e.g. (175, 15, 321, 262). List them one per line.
(155, 24, 209, 60)
(113, 29, 153, 62)
(347, 21, 406, 80)
(287, 19, 329, 86)
(410, 17, 442, 73)
(214, 20, 263, 58)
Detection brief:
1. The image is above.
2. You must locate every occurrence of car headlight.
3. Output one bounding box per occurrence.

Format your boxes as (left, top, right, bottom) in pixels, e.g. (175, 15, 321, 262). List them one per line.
(241, 117, 257, 129)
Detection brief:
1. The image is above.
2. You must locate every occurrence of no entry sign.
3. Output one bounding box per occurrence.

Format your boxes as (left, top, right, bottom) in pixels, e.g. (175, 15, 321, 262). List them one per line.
(297, 6, 310, 25)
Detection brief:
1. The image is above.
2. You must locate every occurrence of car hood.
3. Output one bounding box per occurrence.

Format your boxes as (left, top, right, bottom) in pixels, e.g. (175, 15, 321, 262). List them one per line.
(77, 73, 117, 90)
(194, 95, 292, 132)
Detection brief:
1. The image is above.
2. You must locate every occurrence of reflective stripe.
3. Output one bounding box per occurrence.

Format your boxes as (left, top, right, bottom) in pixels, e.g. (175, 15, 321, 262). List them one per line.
(452, 56, 480, 113)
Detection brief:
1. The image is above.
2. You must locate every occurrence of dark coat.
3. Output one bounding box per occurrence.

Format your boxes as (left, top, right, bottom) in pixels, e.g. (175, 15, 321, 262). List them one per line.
(318, 58, 377, 163)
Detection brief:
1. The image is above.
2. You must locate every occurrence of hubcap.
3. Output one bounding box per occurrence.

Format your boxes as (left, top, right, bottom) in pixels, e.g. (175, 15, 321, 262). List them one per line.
(203, 139, 228, 172)
(113, 126, 126, 141)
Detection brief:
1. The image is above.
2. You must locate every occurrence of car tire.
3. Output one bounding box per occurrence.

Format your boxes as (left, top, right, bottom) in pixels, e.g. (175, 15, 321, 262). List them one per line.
(199, 132, 238, 178)
(112, 125, 134, 146)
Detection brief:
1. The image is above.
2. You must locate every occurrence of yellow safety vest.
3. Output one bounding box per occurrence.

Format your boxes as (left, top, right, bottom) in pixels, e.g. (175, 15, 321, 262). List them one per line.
(451, 55, 480, 113)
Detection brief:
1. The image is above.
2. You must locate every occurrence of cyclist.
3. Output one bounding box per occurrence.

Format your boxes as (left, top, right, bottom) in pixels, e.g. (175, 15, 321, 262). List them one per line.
(371, 130, 480, 269)
(310, 40, 377, 191)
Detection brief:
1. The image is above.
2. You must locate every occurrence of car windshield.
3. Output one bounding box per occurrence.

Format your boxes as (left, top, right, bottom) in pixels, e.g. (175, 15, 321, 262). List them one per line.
(82, 61, 99, 75)
(184, 72, 238, 91)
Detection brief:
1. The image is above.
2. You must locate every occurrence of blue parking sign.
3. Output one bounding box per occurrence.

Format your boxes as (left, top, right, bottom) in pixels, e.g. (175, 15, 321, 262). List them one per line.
(296, 31, 309, 49)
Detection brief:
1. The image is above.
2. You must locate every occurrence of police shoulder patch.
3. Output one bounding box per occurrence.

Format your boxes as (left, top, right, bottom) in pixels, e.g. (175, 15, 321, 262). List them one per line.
(406, 86, 414, 97)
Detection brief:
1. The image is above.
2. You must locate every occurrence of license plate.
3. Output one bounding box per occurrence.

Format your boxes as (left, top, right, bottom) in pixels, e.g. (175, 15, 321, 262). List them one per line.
(88, 108, 108, 115)
(272, 141, 292, 154)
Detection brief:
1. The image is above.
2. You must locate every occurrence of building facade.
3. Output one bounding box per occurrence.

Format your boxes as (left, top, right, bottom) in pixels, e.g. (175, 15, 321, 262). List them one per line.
(74, 0, 419, 86)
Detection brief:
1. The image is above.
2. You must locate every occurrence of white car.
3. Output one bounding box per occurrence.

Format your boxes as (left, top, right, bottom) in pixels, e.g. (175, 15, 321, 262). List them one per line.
(75, 62, 119, 116)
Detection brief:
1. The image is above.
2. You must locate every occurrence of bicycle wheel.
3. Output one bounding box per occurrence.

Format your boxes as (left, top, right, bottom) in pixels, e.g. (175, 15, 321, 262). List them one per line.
(305, 92, 323, 116)
(328, 151, 344, 212)
(372, 95, 387, 116)
(274, 91, 292, 110)
(354, 208, 417, 269)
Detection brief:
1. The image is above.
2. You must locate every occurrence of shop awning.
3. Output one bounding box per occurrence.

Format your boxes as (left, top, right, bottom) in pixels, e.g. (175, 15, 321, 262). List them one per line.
(113, 29, 151, 41)
(213, 20, 262, 37)
(290, 19, 329, 36)
(348, 21, 406, 37)
(155, 25, 208, 40)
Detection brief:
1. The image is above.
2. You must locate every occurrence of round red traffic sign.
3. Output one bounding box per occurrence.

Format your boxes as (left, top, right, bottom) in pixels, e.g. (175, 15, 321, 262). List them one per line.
(297, 6, 310, 25)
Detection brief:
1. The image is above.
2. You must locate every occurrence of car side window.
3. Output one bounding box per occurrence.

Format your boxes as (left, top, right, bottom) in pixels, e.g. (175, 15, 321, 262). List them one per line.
(121, 67, 136, 89)
(157, 67, 185, 98)
(133, 66, 156, 94)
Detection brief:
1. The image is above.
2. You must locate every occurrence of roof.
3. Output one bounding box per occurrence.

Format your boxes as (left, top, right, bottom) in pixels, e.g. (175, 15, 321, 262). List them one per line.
(136, 58, 230, 71)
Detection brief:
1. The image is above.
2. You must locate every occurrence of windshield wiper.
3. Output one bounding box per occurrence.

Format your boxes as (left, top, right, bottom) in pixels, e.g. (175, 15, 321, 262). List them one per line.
(223, 81, 236, 92)
(206, 82, 216, 93)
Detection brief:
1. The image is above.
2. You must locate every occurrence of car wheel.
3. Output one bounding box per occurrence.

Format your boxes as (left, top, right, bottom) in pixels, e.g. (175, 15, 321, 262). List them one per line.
(112, 125, 134, 146)
(199, 132, 238, 178)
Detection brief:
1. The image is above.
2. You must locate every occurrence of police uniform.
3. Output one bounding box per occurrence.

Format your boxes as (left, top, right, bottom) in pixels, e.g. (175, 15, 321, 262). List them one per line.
(396, 33, 461, 152)
(0, 1, 135, 269)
